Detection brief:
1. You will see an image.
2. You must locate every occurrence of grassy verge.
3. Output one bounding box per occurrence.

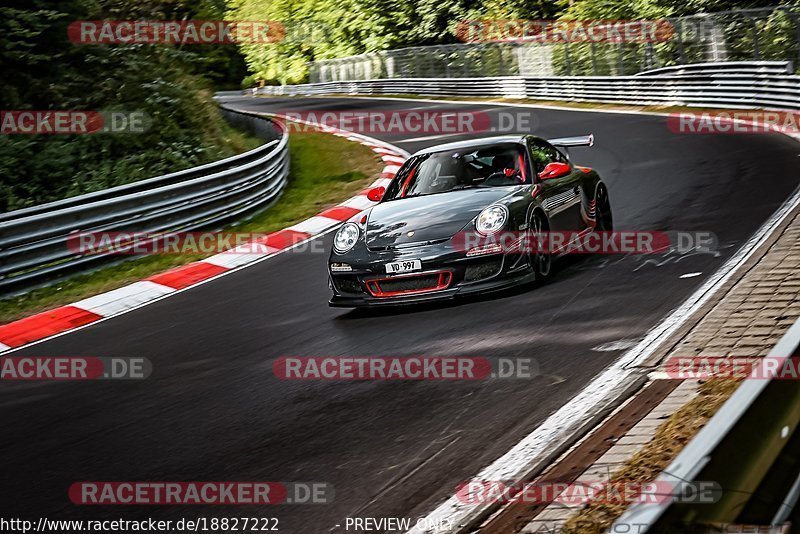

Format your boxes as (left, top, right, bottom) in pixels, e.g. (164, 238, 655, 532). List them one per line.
(0, 128, 382, 324)
(216, 118, 265, 156)
(562, 379, 740, 532)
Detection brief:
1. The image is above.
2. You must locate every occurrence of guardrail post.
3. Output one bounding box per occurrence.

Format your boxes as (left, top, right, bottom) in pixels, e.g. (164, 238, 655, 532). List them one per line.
(675, 19, 687, 64)
(564, 44, 573, 76)
(751, 17, 762, 60)
(792, 13, 800, 70)
(644, 42, 657, 70)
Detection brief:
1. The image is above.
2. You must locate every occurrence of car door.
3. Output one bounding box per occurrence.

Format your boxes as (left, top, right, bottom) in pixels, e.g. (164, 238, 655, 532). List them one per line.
(527, 137, 583, 232)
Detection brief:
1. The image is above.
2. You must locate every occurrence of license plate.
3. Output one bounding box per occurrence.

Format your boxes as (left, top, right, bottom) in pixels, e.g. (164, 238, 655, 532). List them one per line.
(385, 259, 422, 274)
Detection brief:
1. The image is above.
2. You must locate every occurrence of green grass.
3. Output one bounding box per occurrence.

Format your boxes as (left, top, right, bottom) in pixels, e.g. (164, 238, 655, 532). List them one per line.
(217, 121, 266, 155)
(0, 128, 382, 324)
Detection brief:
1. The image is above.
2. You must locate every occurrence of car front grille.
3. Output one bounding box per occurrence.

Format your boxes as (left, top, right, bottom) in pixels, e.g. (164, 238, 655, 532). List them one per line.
(365, 271, 452, 297)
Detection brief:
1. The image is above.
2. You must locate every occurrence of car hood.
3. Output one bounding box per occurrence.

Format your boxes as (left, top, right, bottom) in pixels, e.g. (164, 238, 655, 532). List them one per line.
(365, 188, 513, 249)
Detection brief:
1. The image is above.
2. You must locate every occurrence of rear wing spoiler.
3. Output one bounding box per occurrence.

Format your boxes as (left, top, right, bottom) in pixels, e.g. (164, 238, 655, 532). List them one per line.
(549, 134, 594, 148)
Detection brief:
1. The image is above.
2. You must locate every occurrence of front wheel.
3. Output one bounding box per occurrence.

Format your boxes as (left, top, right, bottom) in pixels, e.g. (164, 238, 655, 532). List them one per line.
(528, 212, 552, 281)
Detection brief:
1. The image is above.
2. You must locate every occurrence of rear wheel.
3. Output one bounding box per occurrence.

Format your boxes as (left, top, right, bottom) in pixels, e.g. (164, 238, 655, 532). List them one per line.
(528, 212, 551, 281)
(595, 185, 613, 231)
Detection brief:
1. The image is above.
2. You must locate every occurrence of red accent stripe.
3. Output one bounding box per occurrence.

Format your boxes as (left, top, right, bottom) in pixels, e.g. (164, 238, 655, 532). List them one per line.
(400, 167, 417, 198)
(0, 306, 103, 348)
(365, 271, 453, 298)
(257, 229, 312, 250)
(319, 206, 362, 221)
(381, 171, 396, 179)
(147, 262, 228, 290)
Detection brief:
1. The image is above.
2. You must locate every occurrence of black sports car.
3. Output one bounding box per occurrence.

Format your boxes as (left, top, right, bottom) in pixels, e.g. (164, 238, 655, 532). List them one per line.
(328, 134, 612, 307)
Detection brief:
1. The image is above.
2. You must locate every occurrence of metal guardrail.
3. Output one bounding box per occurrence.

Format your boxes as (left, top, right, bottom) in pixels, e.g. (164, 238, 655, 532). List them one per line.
(0, 108, 289, 295)
(633, 60, 793, 76)
(307, 6, 800, 82)
(614, 316, 800, 531)
(258, 61, 800, 110)
(310, 42, 556, 82)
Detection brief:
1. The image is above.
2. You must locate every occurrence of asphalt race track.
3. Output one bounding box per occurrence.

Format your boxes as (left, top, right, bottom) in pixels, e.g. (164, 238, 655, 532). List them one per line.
(3, 95, 799, 533)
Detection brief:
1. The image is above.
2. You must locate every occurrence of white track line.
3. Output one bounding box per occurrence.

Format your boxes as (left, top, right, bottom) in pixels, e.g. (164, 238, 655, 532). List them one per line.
(408, 185, 800, 533)
(305, 94, 800, 145)
(328, 95, 800, 142)
(72, 281, 176, 317)
(287, 215, 341, 234)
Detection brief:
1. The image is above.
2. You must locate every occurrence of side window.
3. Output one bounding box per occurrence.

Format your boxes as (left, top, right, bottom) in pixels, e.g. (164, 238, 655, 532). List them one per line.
(384, 156, 420, 200)
(528, 139, 567, 174)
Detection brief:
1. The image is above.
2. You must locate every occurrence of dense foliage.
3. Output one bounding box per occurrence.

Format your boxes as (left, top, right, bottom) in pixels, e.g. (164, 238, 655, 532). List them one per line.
(228, 0, 561, 84)
(0, 0, 248, 211)
(228, 0, 789, 84)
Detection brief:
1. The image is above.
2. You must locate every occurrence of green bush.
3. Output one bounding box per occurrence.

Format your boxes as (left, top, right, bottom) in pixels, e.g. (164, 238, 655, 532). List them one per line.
(0, 0, 249, 212)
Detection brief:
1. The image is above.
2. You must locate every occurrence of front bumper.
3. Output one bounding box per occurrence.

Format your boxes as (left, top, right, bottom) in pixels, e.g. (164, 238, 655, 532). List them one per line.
(328, 242, 533, 308)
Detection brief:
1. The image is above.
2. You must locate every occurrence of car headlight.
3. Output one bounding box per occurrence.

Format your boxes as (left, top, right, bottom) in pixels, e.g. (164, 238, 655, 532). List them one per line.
(333, 223, 360, 253)
(476, 205, 508, 235)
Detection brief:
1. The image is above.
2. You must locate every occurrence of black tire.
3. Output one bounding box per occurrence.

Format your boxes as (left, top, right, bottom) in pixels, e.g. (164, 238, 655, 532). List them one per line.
(595, 185, 613, 232)
(528, 211, 552, 281)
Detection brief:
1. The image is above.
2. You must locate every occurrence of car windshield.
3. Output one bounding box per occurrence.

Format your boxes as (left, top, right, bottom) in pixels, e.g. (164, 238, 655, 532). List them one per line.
(383, 143, 529, 200)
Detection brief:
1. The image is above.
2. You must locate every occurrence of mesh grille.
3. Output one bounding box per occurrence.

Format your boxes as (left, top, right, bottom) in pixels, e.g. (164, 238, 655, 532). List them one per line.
(376, 274, 441, 293)
(334, 277, 362, 294)
(379, 274, 439, 293)
(464, 259, 503, 282)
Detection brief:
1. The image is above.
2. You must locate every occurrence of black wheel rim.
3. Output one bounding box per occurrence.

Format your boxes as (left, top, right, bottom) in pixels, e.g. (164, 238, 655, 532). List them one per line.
(596, 187, 613, 231)
(531, 215, 551, 277)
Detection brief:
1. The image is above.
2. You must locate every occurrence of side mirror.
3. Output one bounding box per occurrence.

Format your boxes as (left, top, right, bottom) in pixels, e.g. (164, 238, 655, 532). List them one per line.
(538, 162, 571, 180)
(366, 186, 385, 202)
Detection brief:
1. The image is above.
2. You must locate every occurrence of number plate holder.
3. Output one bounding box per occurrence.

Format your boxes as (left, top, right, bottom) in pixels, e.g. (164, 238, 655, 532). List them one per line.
(385, 259, 422, 274)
